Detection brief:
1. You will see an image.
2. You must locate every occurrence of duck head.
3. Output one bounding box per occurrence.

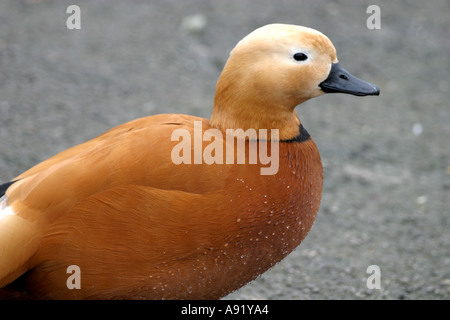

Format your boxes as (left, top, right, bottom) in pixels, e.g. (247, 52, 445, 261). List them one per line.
(210, 24, 379, 140)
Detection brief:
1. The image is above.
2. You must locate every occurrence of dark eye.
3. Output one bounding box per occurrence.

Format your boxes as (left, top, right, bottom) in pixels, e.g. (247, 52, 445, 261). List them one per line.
(293, 52, 308, 61)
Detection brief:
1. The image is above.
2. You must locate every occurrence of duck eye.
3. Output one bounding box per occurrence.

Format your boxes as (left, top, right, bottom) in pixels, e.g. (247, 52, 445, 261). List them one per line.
(293, 52, 308, 61)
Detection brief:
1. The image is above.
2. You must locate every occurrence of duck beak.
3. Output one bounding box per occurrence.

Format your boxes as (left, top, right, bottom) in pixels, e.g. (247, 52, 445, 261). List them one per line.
(319, 62, 380, 96)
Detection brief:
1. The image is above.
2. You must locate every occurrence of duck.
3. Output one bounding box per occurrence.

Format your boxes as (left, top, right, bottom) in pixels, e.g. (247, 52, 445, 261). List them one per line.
(0, 23, 379, 299)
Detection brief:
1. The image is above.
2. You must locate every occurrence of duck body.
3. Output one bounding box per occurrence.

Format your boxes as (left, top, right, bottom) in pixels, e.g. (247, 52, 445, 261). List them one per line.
(1, 115, 322, 299)
(0, 24, 378, 299)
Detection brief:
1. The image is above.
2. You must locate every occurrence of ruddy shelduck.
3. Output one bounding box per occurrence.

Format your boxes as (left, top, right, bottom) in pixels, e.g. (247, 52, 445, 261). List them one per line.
(0, 24, 379, 299)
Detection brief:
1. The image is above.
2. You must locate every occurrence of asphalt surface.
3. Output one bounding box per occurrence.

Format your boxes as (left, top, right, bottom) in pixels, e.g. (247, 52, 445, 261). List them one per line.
(0, 0, 448, 299)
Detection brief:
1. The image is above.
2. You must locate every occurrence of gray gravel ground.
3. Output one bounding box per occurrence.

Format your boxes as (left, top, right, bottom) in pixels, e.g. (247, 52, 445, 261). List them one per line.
(0, 0, 448, 300)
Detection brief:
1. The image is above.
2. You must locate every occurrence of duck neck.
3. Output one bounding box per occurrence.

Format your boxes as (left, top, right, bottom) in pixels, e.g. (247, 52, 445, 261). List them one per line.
(210, 93, 307, 141)
(210, 106, 300, 141)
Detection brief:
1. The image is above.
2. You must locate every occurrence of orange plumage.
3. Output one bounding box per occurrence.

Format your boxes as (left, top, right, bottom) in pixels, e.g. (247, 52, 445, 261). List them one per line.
(0, 24, 378, 299)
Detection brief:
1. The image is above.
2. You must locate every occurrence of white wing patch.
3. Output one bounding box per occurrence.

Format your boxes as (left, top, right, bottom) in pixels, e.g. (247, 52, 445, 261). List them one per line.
(0, 196, 16, 220)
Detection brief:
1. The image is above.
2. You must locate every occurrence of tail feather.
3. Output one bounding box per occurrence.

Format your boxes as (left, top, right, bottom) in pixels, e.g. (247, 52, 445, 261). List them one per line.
(0, 180, 18, 197)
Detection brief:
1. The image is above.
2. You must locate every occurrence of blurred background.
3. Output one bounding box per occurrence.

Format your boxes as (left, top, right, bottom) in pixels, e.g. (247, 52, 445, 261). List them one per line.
(0, 0, 448, 299)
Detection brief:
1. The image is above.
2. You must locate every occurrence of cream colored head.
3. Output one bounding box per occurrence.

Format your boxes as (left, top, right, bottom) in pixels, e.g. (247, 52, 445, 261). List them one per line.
(211, 24, 379, 140)
(231, 24, 337, 101)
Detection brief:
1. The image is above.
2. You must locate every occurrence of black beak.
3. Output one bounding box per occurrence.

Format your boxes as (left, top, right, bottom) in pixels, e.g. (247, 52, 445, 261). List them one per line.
(319, 62, 380, 96)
